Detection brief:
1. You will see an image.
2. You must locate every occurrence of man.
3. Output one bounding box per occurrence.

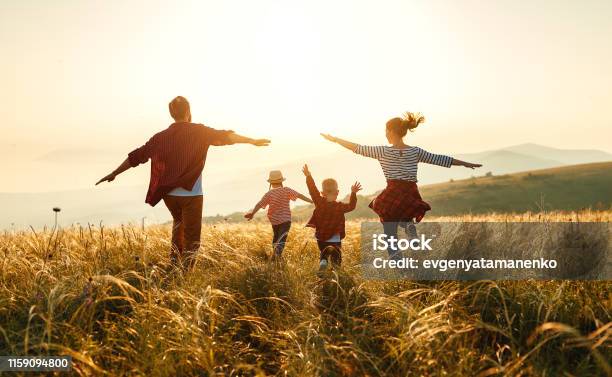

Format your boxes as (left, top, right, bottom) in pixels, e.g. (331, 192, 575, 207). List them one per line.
(96, 96, 270, 268)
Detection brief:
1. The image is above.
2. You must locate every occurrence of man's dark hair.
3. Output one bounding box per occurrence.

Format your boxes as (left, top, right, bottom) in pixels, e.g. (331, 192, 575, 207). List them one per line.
(169, 96, 190, 121)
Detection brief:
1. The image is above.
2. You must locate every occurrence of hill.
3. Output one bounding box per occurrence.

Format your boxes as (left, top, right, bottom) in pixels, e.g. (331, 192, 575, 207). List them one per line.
(419, 161, 612, 216)
(216, 161, 612, 222)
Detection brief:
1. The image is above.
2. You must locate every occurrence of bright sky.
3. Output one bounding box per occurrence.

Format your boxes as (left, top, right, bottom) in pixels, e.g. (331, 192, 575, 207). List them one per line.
(1, 0, 611, 192)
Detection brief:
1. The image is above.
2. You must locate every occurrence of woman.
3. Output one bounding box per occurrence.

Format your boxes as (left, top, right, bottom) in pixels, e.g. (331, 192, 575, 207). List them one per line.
(321, 112, 482, 256)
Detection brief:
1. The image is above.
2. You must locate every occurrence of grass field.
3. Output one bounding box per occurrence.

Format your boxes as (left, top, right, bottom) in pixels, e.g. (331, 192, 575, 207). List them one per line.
(1, 211, 611, 376)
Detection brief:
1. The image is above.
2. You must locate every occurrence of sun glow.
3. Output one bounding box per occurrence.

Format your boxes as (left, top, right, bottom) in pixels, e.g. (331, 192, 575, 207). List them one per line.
(2, 0, 612, 195)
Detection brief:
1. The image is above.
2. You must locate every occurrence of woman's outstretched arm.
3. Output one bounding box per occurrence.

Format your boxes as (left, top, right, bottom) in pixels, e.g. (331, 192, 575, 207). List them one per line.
(417, 148, 482, 169)
(451, 158, 482, 169)
(320, 133, 358, 151)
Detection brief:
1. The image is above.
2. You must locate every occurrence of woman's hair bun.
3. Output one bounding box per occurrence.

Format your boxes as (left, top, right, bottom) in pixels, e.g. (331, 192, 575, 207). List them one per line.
(386, 112, 425, 137)
(401, 112, 425, 131)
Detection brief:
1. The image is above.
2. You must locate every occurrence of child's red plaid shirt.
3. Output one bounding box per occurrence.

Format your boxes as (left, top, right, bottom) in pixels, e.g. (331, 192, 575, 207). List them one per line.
(305, 175, 356, 241)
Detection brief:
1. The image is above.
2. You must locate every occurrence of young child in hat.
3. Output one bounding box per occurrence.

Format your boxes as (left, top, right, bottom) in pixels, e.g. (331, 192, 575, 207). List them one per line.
(301, 164, 362, 273)
(245, 170, 312, 258)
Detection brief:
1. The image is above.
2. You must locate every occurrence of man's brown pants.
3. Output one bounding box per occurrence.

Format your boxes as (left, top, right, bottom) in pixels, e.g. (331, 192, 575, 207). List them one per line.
(163, 195, 203, 268)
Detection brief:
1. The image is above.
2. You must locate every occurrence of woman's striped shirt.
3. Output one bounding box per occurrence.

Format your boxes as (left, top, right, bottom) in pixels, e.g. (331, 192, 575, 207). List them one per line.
(354, 145, 453, 182)
(257, 187, 299, 225)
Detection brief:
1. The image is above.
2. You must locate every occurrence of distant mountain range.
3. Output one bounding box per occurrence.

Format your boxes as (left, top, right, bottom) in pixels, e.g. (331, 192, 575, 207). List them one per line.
(501, 143, 612, 165)
(1, 143, 611, 229)
(454, 143, 612, 175)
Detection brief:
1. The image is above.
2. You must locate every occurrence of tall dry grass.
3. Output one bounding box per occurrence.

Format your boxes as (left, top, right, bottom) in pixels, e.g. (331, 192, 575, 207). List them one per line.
(0, 211, 610, 376)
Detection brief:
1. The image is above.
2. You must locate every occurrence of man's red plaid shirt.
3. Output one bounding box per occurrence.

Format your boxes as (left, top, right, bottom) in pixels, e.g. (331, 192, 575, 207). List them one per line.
(128, 122, 234, 206)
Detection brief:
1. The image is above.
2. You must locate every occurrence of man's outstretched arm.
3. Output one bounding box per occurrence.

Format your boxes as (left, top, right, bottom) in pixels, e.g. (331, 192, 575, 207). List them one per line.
(96, 158, 132, 185)
(97, 136, 153, 186)
(227, 132, 270, 146)
(96, 131, 270, 186)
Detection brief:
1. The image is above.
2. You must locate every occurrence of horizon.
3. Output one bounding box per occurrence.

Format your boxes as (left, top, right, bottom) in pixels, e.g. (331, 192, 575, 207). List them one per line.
(1, 141, 611, 195)
(1, 155, 610, 230)
(1, 142, 607, 194)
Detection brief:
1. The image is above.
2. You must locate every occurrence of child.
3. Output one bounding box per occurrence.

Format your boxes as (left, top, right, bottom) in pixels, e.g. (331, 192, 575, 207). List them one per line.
(302, 164, 362, 272)
(245, 170, 312, 258)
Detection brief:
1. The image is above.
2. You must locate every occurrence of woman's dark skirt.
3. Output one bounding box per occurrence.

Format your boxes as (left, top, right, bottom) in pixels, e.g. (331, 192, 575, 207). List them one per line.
(369, 180, 431, 223)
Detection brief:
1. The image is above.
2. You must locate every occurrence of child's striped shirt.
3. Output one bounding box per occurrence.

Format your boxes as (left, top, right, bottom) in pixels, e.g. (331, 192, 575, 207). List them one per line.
(257, 187, 300, 225)
(354, 145, 453, 182)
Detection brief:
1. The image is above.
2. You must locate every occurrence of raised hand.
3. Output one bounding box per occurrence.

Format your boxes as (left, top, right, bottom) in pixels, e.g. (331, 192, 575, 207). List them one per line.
(251, 139, 271, 147)
(320, 133, 337, 143)
(302, 164, 311, 177)
(96, 173, 116, 185)
(351, 181, 362, 193)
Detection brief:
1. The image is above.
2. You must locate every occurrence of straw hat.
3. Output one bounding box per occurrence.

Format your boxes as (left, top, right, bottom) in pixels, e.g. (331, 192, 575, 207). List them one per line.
(267, 170, 286, 183)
